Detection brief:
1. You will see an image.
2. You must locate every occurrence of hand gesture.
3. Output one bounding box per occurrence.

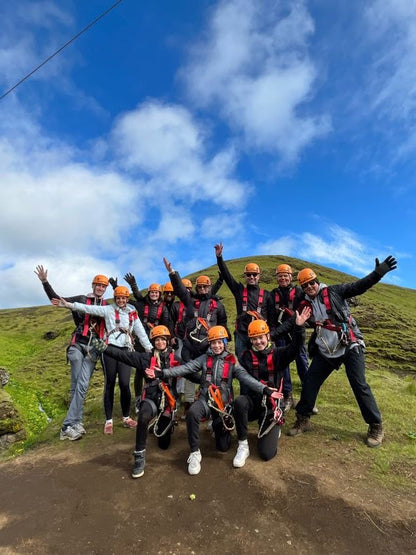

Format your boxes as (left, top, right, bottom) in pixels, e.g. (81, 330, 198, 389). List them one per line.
(124, 273, 137, 287)
(270, 390, 284, 400)
(52, 297, 71, 309)
(34, 265, 48, 283)
(163, 257, 173, 273)
(295, 305, 312, 325)
(145, 366, 161, 379)
(109, 277, 118, 289)
(374, 255, 397, 276)
(214, 243, 223, 257)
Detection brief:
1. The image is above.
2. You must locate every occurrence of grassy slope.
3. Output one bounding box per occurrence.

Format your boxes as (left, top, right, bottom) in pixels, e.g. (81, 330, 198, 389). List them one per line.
(1, 255, 415, 488)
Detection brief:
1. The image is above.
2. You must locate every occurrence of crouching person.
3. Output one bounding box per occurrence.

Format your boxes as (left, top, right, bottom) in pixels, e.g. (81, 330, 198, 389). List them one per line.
(234, 307, 311, 468)
(146, 325, 281, 476)
(93, 325, 181, 479)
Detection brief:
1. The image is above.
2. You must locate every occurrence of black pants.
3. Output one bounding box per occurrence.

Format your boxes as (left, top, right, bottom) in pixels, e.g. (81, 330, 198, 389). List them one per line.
(234, 395, 281, 461)
(102, 349, 132, 420)
(135, 399, 173, 451)
(296, 346, 382, 424)
(186, 399, 231, 453)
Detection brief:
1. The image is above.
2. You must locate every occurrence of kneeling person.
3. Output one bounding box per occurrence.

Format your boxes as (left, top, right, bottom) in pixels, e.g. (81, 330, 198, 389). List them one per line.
(234, 308, 311, 468)
(94, 325, 181, 479)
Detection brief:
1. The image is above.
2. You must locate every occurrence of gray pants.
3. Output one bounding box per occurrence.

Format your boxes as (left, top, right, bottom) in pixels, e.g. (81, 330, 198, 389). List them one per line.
(62, 344, 97, 428)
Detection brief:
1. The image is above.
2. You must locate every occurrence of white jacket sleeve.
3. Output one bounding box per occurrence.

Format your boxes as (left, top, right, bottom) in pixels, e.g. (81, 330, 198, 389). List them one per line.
(133, 318, 152, 352)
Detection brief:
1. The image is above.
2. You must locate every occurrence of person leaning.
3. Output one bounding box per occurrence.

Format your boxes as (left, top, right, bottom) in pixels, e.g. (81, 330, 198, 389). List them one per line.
(35, 266, 108, 441)
(288, 256, 397, 447)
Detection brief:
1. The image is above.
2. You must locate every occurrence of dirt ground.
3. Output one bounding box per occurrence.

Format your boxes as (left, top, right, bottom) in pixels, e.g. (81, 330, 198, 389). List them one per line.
(0, 422, 415, 555)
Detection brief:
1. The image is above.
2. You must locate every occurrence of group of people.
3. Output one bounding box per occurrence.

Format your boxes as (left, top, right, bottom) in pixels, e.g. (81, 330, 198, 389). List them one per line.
(35, 246, 397, 479)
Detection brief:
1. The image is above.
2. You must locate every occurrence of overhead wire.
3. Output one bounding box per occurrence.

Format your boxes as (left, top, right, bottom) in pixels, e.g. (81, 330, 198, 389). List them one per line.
(0, 0, 124, 101)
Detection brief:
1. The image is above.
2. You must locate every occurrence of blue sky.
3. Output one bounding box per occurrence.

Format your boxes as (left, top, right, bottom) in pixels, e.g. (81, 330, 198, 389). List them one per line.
(0, 0, 414, 309)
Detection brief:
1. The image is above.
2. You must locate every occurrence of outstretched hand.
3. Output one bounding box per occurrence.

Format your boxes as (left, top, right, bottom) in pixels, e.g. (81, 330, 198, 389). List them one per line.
(145, 366, 161, 379)
(34, 265, 48, 283)
(214, 243, 223, 257)
(163, 257, 173, 273)
(109, 277, 118, 289)
(374, 255, 397, 276)
(295, 305, 312, 325)
(124, 273, 137, 287)
(270, 390, 284, 400)
(51, 297, 71, 309)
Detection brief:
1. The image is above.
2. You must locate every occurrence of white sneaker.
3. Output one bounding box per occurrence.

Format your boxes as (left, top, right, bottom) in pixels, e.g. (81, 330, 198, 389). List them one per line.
(73, 423, 86, 435)
(187, 450, 202, 475)
(233, 440, 250, 468)
(60, 425, 82, 441)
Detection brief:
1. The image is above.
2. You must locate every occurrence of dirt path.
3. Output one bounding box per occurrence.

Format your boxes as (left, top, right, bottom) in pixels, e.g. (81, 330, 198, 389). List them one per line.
(0, 424, 415, 555)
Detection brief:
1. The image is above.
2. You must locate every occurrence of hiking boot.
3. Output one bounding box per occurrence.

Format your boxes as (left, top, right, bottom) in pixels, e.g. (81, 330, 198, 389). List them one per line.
(60, 426, 82, 441)
(132, 449, 146, 478)
(187, 450, 202, 475)
(73, 423, 86, 435)
(233, 440, 250, 468)
(366, 423, 384, 448)
(123, 417, 137, 429)
(104, 421, 113, 435)
(283, 392, 294, 414)
(287, 414, 311, 436)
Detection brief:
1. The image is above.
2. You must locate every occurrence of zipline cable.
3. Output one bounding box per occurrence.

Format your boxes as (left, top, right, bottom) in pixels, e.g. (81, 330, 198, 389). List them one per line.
(0, 0, 124, 101)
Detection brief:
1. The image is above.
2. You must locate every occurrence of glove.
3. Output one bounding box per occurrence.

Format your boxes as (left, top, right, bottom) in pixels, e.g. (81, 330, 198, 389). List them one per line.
(109, 277, 118, 289)
(124, 273, 137, 287)
(91, 338, 107, 353)
(374, 256, 397, 277)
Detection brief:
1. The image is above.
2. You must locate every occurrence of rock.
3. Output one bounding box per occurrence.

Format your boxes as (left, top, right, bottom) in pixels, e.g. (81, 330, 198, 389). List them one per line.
(0, 367, 9, 387)
(43, 330, 59, 340)
(0, 388, 24, 437)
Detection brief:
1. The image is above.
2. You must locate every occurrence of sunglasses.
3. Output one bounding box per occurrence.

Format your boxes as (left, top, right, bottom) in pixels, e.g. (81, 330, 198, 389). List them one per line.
(245, 273, 259, 277)
(301, 280, 317, 290)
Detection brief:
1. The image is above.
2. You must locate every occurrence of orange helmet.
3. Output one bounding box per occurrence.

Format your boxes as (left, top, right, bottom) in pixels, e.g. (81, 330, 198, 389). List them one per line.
(297, 268, 317, 286)
(148, 283, 162, 293)
(208, 326, 228, 342)
(195, 275, 211, 286)
(163, 282, 174, 293)
(114, 285, 130, 298)
(276, 264, 293, 275)
(244, 263, 260, 274)
(150, 325, 171, 340)
(182, 278, 193, 289)
(248, 319, 270, 338)
(92, 274, 109, 286)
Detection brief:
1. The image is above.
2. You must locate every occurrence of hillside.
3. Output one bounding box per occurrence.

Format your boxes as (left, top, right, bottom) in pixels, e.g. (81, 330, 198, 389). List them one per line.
(1, 255, 415, 465)
(1, 255, 415, 553)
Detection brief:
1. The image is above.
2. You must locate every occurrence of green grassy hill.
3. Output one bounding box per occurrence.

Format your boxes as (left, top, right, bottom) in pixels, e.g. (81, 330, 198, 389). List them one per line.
(1, 255, 415, 488)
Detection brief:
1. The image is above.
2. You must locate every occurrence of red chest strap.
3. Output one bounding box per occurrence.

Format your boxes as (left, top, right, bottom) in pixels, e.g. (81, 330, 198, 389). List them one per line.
(81, 298, 106, 339)
(206, 353, 235, 382)
(143, 303, 163, 323)
(193, 298, 218, 320)
(249, 351, 275, 383)
(242, 288, 264, 313)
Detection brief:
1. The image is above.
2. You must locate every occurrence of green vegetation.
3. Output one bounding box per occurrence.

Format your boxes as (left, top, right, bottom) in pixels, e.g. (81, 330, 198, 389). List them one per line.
(1, 256, 415, 489)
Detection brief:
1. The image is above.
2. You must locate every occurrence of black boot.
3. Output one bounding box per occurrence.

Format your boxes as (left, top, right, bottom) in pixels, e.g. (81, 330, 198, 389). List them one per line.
(132, 449, 146, 478)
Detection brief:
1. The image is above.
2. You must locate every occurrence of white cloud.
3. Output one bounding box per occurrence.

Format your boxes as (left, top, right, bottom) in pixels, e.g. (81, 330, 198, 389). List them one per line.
(111, 100, 248, 208)
(259, 236, 298, 255)
(182, 0, 330, 162)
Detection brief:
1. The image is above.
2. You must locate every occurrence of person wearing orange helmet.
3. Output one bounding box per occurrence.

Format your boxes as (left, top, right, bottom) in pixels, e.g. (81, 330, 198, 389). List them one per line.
(163, 257, 230, 417)
(53, 285, 152, 436)
(35, 266, 109, 441)
(234, 308, 311, 467)
(145, 325, 281, 475)
(92, 324, 182, 478)
(214, 243, 274, 359)
(122, 274, 171, 342)
(270, 263, 310, 413)
(288, 256, 397, 448)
